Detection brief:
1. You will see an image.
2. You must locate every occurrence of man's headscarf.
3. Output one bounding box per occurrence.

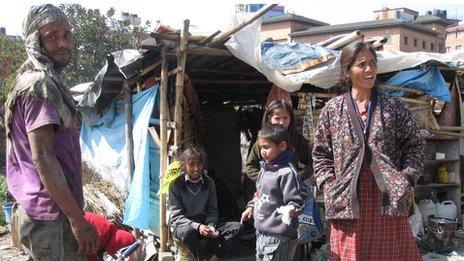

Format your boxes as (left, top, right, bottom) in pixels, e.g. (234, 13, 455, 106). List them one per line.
(4, 4, 80, 141)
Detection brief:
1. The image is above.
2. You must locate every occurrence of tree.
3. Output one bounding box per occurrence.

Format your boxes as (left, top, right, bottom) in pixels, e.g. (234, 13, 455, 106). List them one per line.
(0, 36, 26, 102)
(0, 4, 150, 98)
(60, 4, 150, 87)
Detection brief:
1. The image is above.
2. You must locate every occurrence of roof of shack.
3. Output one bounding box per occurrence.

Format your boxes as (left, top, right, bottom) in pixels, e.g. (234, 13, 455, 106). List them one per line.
(140, 32, 273, 105)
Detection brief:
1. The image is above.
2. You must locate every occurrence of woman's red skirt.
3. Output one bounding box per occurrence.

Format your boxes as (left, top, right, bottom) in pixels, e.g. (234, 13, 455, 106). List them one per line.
(328, 165, 421, 261)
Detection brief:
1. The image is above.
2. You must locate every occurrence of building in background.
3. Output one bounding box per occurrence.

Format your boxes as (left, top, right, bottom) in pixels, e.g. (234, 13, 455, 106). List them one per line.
(446, 23, 464, 53)
(235, 4, 327, 43)
(0, 27, 22, 41)
(289, 7, 458, 53)
(120, 12, 142, 27)
(261, 13, 328, 42)
(235, 4, 284, 18)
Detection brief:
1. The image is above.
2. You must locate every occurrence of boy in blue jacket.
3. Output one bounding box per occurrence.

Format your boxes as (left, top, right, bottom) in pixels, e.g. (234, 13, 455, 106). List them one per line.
(241, 123, 304, 261)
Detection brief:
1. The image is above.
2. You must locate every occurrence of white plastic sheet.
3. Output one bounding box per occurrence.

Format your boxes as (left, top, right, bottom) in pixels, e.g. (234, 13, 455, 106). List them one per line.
(225, 16, 464, 90)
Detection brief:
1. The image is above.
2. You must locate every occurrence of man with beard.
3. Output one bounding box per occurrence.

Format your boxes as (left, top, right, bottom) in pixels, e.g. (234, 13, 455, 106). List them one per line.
(4, 4, 98, 260)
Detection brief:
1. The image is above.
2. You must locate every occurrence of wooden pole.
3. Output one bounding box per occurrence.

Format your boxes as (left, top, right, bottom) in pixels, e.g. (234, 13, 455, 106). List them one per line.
(207, 4, 278, 46)
(174, 20, 190, 151)
(159, 48, 169, 253)
(455, 76, 464, 130)
(123, 83, 134, 193)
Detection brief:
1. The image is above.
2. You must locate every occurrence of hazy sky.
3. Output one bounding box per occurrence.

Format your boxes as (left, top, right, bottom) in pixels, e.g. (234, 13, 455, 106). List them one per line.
(1, 0, 463, 36)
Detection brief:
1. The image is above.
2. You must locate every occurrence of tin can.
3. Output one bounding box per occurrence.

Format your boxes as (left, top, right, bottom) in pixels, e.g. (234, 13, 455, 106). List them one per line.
(436, 165, 448, 184)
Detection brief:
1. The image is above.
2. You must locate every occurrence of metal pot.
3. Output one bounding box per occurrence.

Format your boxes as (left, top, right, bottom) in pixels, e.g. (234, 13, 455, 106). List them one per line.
(427, 216, 457, 252)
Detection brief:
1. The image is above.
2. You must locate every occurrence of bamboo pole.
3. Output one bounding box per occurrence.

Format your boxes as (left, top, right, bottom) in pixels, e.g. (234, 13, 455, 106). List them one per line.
(159, 49, 170, 253)
(123, 83, 134, 193)
(326, 31, 362, 50)
(207, 4, 278, 46)
(174, 19, 190, 152)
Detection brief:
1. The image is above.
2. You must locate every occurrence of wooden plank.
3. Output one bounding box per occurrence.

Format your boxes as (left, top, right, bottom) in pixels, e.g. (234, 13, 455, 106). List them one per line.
(439, 126, 464, 131)
(378, 84, 425, 95)
(400, 97, 430, 105)
(313, 93, 336, 98)
(140, 59, 162, 77)
(198, 30, 221, 46)
(188, 45, 231, 57)
(429, 130, 464, 137)
(150, 32, 208, 42)
(157, 39, 232, 57)
(148, 127, 161, 147)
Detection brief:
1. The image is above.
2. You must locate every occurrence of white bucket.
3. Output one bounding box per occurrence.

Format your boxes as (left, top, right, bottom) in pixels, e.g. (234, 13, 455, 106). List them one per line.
(418, 199, 437, 225)
(436, 200, 457, 220)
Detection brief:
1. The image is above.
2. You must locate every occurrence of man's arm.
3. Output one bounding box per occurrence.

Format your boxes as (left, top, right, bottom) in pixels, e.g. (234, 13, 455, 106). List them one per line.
(28, 125, 98, 255)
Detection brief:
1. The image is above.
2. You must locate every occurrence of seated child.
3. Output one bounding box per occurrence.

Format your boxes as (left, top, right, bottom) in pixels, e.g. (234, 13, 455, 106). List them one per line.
(241, 124, 304, 261)
(169, 145, 242, 261)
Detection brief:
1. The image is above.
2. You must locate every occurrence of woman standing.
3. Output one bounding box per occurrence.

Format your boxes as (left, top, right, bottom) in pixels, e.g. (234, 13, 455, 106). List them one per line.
(313, 41, 424, 260)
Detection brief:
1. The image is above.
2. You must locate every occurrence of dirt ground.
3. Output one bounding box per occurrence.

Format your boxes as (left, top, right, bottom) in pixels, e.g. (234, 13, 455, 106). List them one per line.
(3, 226, 464, 261)
(0, 231, 27, 261)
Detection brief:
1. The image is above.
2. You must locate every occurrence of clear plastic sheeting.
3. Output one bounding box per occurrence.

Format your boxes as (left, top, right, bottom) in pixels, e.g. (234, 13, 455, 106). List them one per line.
(225, 13, 301, 92)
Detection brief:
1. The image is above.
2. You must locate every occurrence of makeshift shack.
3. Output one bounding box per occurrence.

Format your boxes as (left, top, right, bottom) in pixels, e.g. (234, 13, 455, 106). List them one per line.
(75, 4, 464, 259)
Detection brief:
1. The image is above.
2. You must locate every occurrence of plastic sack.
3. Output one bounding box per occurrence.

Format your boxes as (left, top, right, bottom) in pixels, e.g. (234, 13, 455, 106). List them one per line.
(297, 180, 323, 244)
(158, 161, 182, 195)
(408, 201, 424, 237)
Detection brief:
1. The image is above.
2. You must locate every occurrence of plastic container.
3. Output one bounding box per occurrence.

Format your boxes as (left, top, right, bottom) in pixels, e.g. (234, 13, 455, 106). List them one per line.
(436, 165, 448, 184)
(436, 200, 457, 220)
(2, 202, 14, 225)
(418, 199, 437, 225)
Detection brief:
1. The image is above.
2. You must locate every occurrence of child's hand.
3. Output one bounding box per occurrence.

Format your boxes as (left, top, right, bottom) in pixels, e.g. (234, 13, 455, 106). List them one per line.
(198, 224, 217, 238)
(240, 207, 253, 224)
(289, 208, 298, 219)
(209, 225, 219, 238)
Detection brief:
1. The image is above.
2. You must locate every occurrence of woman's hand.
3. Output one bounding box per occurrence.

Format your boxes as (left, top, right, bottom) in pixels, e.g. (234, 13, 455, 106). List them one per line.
(240, 207, 253, 224)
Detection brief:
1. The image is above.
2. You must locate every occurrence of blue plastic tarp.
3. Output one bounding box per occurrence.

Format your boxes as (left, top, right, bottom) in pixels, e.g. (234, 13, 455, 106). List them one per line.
(384, 65, 450, 102)
(80, 86, 160, 234)
(260, 41, 335, 73)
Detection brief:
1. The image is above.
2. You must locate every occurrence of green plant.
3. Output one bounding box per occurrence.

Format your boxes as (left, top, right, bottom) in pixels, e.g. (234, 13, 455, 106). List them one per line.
(0, 175, 12, 226)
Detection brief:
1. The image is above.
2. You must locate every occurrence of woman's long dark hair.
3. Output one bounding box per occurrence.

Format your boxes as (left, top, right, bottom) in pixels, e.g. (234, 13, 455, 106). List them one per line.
(336, 41, 378, 94)
(262, 99, 297, 141)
